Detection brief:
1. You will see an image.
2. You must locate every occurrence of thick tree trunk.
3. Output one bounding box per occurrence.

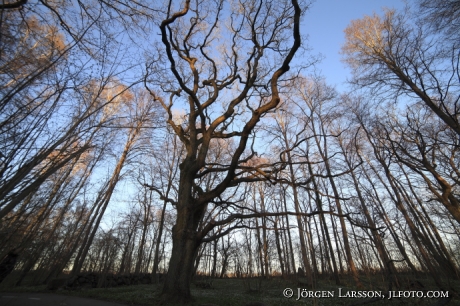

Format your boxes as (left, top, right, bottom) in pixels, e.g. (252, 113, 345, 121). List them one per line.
(161, 216, 201, 301)
(161, 172, 206, 302)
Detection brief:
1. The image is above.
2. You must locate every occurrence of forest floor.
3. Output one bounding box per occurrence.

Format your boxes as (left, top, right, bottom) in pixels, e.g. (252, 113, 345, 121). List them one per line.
(1, 274, 459, 306)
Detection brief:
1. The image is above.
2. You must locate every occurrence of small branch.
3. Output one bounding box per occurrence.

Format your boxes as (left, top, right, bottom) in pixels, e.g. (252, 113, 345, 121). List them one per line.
(0, 0, 27, 9)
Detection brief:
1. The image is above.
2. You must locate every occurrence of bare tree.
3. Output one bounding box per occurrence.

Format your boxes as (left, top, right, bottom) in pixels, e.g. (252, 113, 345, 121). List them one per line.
(294, 76, 361, 286)
(144, 0, 303, 301)
(71, 89, 160, 275)
(269, 100, 315, 286)
(0, 1, 150, 220)
(139, 128, 184, 280)
(341, 9, 460, 135)
(416, 0, 460, 40)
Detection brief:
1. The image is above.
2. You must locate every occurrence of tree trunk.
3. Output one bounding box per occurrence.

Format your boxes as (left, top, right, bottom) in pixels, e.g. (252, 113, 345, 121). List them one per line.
(161, 175, 206, 302)
(314, 125, 361, 286)
(282, 188, 296, 275)
(162, 224, 201, 301)
(220, 238, 230, 278)
(255, 216, 265, 277)
(274, 217, 285, 276)
(136, 190, 152, 274)
(283, 133, 314, 286)
(211, 239, 218, 278)
(338, 136, 400, 288)
(307, 161, 340, 284)
(246, 228, 254, 277)
(259, 186, 270, 278)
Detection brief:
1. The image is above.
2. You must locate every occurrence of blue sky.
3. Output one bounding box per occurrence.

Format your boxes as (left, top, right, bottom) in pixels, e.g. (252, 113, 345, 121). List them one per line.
(107, 0, 410, 222)
(302, 0, 406, 91)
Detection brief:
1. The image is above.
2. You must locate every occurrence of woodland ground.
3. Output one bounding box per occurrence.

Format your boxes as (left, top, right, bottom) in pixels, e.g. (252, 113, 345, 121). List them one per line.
(1, 274, 459, 306)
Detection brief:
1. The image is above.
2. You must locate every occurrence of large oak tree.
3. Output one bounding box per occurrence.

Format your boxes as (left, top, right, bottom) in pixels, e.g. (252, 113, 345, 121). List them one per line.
(144, 0, 303, 301)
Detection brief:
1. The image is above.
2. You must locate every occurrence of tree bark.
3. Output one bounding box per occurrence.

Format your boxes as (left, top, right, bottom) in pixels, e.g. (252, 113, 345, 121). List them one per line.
(161, 197, 205, 301)
(274, 217, 285, 276)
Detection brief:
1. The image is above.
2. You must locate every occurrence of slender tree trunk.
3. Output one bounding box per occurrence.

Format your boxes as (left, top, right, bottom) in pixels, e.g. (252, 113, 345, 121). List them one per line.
(211, 238, 218, 278)
(314, 127, 361, 286)
(135, 190, 152, 274)
(220, 238, 230, 278)
(152, 199, 168, 279)
(72, 126, 140, 275)
(360, 160, 419, 274)
(329, 206, 344, 274)
(144, 230, 156, 273)
(350, 224, 366, 273)
(283, 134, 314, 286)
(304, 214, 319, 278)
(282, 188, 296, 275)
(255, 214, 265, 278)
(246, 228, 254, 277)
(118, 224, 136, 275)
(338, 136, 400, 288)
(308, 161, 340, 284)
(274, 217, 285, 276)
(258, 185, 270, 278)
(281, 217, 291, 275)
